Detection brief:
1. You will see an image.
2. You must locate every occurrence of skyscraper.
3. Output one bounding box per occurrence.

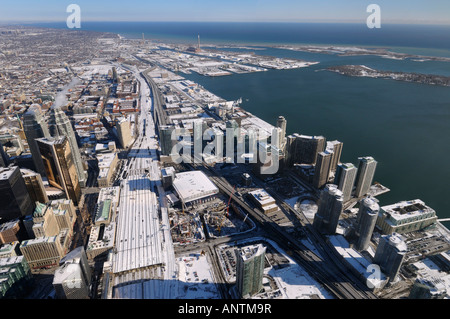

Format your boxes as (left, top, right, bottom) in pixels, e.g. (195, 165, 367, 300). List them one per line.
(0, 166, 35, 222)
(312, 184, 344, 235)
(159, 125, 176, 157)
(22, 105, 50, 178)
(286, 134, 325, 166)
(235, 244, 266, 298)
(326, 140, 343, 172)
(334, 162, 357, 202)
(373, 233, 407, 283)
(48, 107, 86, 188)
(354, 197, 380, 251)
(21, 168, 49, 204)
(276, 115, 287, 150)
(36, 136, 81, 206)
(354, 156, 377, 198)
(0, 142, 9, 168)
(313, 150, 332, 189)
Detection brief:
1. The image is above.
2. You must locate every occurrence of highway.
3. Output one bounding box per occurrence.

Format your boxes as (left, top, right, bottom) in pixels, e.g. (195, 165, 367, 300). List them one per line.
(187, 163, 377, 299)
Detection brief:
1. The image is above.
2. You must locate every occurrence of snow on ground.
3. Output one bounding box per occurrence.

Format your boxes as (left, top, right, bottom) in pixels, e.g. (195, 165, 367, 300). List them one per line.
(176, 253, 221, 299)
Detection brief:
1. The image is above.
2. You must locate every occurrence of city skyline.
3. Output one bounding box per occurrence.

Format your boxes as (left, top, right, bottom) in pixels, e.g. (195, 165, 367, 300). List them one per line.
(0, 0, 450, 25)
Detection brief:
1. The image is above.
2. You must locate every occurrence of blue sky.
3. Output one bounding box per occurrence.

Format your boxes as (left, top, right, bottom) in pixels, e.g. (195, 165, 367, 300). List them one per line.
(1, 0, 449, 24)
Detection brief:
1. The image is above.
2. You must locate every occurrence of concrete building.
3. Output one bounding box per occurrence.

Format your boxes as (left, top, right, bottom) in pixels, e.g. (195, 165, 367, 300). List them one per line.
(235, 244, 266, 298)
(334, 163, 357, 202)
(313, 150, 332, 189)
(159, 125, 175, 157)
(286, 134, 325, 167)
(22, 105, 50, 178)
(97, 152, 118, 188)
(313, 184, 344, 235)
(0, 255, 32, 298)
(36, 136, 81, 206)
(117, 116, 133, 149)
(354, 197, 380, 251)
(19, 235, 65, 270)
(47, 107, 86, 188)
(21, 168, 49, 204)
(53, 246, 92, 299)
(376, 199, 437, 235)
(248, 189, 279, 215)
(0, 166, 35, 222)
(373, 233, 407, 283)
(354, 156, 377, 198)
(172, 171, 219, 205)
(326, 140, 343, 172)
(0, 219, 26, 245)
(276, 115, 287, 150)
(161, 166, 175, 190)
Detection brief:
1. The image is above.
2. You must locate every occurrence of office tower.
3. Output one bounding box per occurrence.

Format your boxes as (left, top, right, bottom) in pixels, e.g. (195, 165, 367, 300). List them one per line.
(326, 140, 343, 172)
(32, 202, 60, 238)
(19, 234, 65, 270)
(159, 125, 175, 156)
(286, 134, 325, 166)
(0, 166, 35, 222)
(235, 244, 266, 298)
(193, 119, 204, 163)
(313, 184, 344, 235)
(48, 107, 86, 188)
(354, 156, 377, 198)
(313, 150, 333, 189)
(21, 168, 49, 204)
(0, 256, 32, 299)
(23, 105, 50, 178)
(36, 137, 81, 206)
(354, 197, 380, 251)
(117, 117, 132, 149)
(373, 233, 407, 283)
(0, 142, 9, 168)
(53, 246, 92, 299)
(334, 163, 357, 202)
(276, 116, 287, 149)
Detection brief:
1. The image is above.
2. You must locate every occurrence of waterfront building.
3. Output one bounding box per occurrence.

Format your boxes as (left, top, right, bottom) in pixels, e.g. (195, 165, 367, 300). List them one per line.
(0, 166, 35, 222)
(376, 199, 437, 235)
(373, 233, 407, 283)
(276, 115, 287, 149)
(235, 244, 266, 298)
(354, 156, 377, 198)
(334, 163, 357, 202)
(313, 184, 344, 235)
(354, 197, 380, 251)
(36, 137, 81, 206)
(286, 134, 325, 167)
(326, 140, 343, 172)
(22, 105, 50, 178)
(313, 150, 332, 189)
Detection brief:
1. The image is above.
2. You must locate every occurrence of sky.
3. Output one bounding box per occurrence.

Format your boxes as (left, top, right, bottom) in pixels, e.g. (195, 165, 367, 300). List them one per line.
(0, 0, 449, 25)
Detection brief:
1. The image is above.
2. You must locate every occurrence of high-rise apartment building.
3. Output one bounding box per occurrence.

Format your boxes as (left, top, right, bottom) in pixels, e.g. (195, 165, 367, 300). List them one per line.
(286, 134, 325, 167)
(334, 162, 357, 202)
(312, 184, 344, 235)
(313, 150, 333, 189)
(354, 197, 380, 251)
(235, 244, 266, 298)
(354, 156, 377, 198)
(326, 140, 343, 172)
(36, 137, 81, 206)
(373, 233, 407, 283)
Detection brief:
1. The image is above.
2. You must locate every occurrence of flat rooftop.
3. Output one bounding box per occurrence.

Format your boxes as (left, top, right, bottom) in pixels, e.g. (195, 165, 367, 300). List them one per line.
(382, 199, 436, 221)
(172, 171, 219, 203)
